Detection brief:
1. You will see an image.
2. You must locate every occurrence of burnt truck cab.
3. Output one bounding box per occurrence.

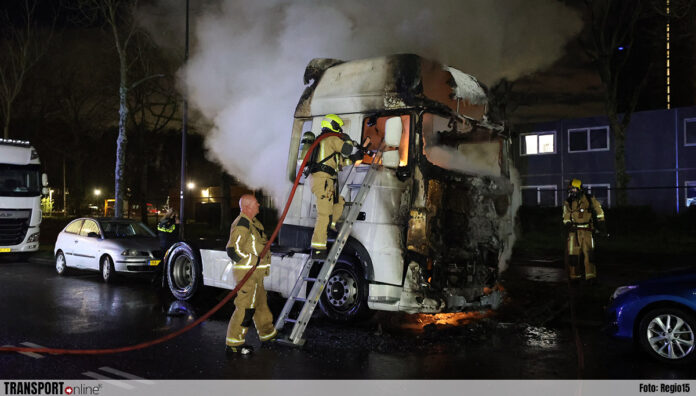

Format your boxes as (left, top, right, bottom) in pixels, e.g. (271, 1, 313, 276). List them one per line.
(277, 54, 517, 316)
(165, 54, 517, 321)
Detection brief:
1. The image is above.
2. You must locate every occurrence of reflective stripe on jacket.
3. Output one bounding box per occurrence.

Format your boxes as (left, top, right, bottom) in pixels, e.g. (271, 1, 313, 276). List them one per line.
(225, 213, 270, 269)
(157, 219, 176, 233)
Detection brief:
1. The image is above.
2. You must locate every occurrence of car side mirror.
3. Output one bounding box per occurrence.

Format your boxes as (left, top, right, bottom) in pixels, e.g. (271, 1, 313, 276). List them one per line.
(87, 232, 100, 238)
(41, 173, 48, 187)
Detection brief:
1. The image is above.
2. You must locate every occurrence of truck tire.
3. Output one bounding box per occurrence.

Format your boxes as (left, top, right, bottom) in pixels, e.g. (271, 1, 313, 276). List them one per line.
(166, 242, 203, 301)
(318, 258, 371, 322)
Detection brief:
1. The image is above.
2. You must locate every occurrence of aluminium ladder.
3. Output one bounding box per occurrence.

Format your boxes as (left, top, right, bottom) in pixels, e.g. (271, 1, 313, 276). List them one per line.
(274, 146, 384, 346)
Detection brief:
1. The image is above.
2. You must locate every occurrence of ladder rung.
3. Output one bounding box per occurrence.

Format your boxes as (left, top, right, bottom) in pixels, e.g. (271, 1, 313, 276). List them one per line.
(284, 318, 297, 323)
(303, 277, 318, 282)
(293, 297, 307, 302)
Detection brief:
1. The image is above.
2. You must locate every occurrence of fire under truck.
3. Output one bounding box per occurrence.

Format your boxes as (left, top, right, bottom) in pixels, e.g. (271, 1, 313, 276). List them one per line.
(163, 54, 518, 326)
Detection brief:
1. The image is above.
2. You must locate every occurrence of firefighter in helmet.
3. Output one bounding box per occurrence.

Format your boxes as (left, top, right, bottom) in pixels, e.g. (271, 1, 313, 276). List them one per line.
(563, 178, 606, 281)
(308, 114, 365, 260)
(224, 194, 277, 355)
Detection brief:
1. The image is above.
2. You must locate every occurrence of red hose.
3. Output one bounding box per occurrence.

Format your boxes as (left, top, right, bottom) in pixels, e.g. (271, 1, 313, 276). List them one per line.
(0, 132, 342, 355)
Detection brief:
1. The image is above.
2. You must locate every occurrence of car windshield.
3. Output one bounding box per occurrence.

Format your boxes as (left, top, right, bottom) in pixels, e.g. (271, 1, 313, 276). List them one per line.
(99, 220, 155, 238)
(0, 164, 41, 197)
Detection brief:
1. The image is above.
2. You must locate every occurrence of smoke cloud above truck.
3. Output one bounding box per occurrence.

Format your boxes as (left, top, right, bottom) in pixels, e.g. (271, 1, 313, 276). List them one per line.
(139, 0, 582, 203)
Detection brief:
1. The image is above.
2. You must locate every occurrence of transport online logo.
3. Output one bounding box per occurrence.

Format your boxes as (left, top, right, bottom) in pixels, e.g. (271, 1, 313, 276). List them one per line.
(3, 382, 103, 395)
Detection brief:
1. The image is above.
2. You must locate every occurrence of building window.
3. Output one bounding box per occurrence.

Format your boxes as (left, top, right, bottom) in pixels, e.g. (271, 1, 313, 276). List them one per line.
(685, 119, 696, 146)
(686, 181, 696, 208)
(521, 185, 558, 207)
(585, 183, 611, 208)
(520, 131, 555, 155)
(568, 126, 609, 152)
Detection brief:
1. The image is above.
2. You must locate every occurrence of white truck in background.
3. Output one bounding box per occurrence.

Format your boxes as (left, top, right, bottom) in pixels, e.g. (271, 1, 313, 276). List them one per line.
(163, 54, 518, 321)
(0, 139, 48, 258)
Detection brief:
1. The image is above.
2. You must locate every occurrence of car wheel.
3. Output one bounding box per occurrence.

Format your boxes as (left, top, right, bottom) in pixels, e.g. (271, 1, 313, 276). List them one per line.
(100, 255, 116, 283)
(318, 259, 371, 322)
(166, 242, 202, 301)
(638, 307, 696, 364)
(55, 251, 68, 275)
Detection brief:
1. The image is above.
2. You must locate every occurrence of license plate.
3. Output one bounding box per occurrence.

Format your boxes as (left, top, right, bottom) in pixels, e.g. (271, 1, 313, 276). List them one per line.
(149, 259, 161, 266)
(0, 248, 11, 253)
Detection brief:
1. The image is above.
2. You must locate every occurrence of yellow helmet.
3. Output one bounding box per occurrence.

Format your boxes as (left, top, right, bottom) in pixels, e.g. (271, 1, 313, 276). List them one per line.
(321, 114, 344, 133)
(570, 179, 582, 189)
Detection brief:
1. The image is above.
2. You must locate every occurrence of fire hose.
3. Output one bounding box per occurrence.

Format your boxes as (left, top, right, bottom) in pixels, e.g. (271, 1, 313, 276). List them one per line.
(564, 237, 585, 378)
(0, 132, 343, 355)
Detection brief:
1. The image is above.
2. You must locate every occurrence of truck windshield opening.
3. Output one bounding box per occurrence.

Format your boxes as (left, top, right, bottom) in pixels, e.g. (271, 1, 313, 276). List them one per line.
(0, 164, 41, 197)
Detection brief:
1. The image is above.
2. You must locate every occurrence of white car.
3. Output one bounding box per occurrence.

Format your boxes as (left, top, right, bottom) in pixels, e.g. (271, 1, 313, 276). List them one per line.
(54, 217, 161, 282)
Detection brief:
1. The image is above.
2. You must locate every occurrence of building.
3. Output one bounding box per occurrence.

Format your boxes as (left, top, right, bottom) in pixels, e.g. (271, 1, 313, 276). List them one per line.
(513, 106, 696, 213)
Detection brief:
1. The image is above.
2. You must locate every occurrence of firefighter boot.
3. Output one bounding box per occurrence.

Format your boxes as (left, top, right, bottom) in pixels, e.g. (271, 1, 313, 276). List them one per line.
(225, 344, 254, 356)
(568, 258, 582, 281)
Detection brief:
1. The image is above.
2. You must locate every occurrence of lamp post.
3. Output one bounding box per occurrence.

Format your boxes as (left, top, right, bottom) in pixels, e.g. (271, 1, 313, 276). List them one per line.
(179, 0, 190, 239)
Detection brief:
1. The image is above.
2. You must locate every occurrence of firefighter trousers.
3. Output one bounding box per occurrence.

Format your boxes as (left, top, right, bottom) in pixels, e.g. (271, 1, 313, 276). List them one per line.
(226, 267, 277, 346)
(310, 172, 345, 251)
(567, 228, 596, 279)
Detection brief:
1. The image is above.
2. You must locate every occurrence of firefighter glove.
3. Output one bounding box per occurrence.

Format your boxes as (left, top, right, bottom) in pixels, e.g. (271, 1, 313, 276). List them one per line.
(348, 152, 364, 162)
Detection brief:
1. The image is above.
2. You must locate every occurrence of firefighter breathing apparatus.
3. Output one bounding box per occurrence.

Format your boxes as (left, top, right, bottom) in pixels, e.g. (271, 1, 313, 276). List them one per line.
(0, 132, 343, 355)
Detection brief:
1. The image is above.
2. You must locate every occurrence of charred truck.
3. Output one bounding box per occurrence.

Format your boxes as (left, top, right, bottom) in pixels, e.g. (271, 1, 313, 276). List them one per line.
(164, 54, 518, 321)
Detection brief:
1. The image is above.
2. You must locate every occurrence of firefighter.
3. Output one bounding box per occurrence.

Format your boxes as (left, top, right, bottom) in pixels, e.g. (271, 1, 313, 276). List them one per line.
(563, 179, 606, 281)
(157, 208, 179, 254)
(154, 208, 179, 287)
(308, 114, 365, 260)
(225, 194, 277, 355)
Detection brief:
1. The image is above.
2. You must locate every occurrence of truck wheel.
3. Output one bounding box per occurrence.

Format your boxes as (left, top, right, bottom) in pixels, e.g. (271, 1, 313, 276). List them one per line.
(638, 307, 696, 364)
(166, 242, 202, 301)
(318, 259, 371, 322)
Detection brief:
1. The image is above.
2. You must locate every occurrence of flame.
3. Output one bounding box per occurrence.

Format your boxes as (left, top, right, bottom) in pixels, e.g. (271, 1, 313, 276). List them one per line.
(399, 310, 493, 332)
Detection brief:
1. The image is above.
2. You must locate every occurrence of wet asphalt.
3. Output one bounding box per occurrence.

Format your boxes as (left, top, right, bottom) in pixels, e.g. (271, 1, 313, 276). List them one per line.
(1, 256, 695, 380)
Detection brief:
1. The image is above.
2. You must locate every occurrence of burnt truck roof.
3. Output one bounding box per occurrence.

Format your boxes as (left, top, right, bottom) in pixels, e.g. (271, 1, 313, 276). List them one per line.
(294, 54, 498, 129)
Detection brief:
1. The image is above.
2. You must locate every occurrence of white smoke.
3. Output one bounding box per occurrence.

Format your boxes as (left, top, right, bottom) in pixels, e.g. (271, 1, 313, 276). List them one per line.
(139, 0, 582, 203)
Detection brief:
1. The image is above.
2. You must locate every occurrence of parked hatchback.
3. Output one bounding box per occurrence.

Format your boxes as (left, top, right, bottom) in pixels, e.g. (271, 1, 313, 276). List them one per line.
(54, 218, 161, 282)
(606, 269, 696, 364)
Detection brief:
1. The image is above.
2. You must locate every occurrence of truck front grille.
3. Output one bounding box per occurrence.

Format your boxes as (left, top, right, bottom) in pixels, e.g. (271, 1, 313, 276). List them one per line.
(0, 210, 31, 246)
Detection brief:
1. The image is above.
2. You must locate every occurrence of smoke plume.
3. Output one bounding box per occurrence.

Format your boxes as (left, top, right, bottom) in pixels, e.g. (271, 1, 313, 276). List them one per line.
(139, 0, 582, 203)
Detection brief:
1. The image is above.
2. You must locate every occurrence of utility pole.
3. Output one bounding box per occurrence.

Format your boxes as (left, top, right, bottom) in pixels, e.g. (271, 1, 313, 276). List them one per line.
(179, 0, 189, 239)
(63, 157, 67, 215)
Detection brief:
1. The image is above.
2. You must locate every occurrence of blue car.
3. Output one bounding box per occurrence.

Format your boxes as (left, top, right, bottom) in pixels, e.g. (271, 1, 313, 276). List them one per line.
(606, 269, 696, 364)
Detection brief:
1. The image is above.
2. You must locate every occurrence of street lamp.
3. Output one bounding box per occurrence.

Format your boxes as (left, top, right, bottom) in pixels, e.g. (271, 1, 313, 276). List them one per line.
(187, 182, 195, 190)
(94, 188, 102, 197)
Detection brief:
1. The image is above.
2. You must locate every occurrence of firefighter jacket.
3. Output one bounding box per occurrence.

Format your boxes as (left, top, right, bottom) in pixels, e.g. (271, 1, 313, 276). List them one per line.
(311, 134, 357, 177)
(226, 213, 270, 270)
(563, 193, 605, 229)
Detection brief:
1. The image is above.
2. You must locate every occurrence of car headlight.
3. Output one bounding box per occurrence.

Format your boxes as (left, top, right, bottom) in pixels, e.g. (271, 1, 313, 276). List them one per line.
(26, 232, 40, 243)
(611, 285, 638, 300)
(121, 249, 146, 256)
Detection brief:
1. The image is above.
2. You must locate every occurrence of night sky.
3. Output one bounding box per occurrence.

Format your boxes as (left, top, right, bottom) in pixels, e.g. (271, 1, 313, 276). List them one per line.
(1, 0, 694, 212)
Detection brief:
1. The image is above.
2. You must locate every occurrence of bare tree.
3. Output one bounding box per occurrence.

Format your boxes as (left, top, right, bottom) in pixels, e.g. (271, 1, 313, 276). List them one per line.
(581, 0, 648, 206)
(582, 0, 695, 206)
(128, 37, 178, 222)
(0, 0, 53, 139)
(75, 0, 162, 218)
